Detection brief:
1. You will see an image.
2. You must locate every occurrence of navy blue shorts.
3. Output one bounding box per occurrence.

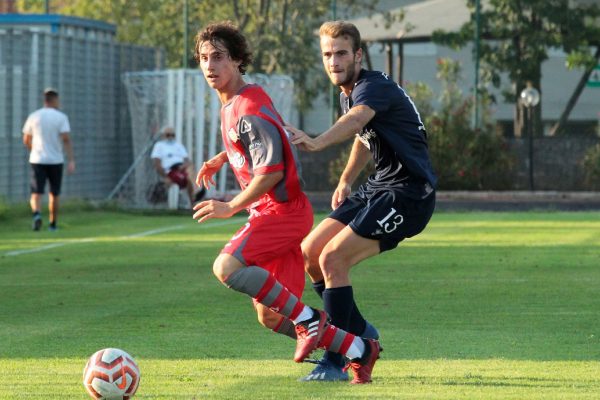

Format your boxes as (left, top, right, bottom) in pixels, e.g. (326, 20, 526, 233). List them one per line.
(329, 189, 435, 252)
(30, 163, 63, 195)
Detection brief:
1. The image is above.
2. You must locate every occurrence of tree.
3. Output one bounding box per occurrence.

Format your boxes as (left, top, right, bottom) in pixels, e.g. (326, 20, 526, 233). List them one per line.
(432, 0, 600, 137)
(16, 0, 384, 113)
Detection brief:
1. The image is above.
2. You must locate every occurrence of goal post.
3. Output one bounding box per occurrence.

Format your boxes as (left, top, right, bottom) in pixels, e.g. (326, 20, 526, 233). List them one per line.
(108, 69, 294, 209)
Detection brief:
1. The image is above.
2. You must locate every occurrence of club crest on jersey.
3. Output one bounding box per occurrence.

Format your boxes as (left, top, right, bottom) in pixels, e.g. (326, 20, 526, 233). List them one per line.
(230, 151, 245, 169)
(240, 119, 252, 134)
(357, 128, 377, 149)
(227, 127, 239, 143)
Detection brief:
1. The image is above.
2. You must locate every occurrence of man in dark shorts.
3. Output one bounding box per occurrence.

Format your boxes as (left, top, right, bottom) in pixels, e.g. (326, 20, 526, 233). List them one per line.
(151, 126, 205, 206)
(22, 88, 75, 231)
(286, 20, 437, 381)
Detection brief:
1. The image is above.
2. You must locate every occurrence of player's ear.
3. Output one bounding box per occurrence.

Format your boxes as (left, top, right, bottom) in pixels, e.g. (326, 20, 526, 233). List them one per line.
(355, 47, 363, 65)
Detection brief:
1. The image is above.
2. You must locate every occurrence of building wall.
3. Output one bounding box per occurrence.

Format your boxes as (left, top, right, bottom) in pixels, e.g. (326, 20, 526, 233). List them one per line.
(0, 20, 162, 202)
(303, 41, 600, 136)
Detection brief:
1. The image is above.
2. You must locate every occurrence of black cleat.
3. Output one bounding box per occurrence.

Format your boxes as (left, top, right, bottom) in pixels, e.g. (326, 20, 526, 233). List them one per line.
(32, 214, 42, 231)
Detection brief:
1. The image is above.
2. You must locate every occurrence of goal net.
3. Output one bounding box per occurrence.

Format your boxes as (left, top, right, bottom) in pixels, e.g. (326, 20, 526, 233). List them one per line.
(108, 69, 295, 209)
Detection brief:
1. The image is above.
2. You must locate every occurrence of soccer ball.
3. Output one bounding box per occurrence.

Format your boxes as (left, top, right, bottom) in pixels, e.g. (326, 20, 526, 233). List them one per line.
(83, 348, 140, 399)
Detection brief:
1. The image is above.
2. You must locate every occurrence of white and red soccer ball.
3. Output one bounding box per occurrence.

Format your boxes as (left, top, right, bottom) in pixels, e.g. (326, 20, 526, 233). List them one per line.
(83, 348, 140, 399)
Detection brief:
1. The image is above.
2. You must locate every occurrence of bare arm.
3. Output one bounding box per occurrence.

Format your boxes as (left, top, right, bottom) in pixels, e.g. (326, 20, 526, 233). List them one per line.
(228, 171, 283, 213)
(340, 137, 371, 187)
(23, 134, 32, 151)
(287, 105, 376, 152)
(61, 133, 76, 174)
(152, 158, 166, 177)
(332, 137, 371, 209)
(192, 171, 283, 223)
(196, 151, 228, 189)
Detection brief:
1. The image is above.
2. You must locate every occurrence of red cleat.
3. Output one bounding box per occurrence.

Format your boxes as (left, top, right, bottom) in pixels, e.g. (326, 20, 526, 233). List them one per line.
(294, 308, 328, 363)
(344, 338, 382, 384)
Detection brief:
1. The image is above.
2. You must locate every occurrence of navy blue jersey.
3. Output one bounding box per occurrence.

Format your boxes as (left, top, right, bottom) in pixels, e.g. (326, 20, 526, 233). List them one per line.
(341, 69, 437, 199)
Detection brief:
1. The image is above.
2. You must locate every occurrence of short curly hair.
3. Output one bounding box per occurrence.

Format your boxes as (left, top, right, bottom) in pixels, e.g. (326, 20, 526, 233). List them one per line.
(194, 21, 253, 74)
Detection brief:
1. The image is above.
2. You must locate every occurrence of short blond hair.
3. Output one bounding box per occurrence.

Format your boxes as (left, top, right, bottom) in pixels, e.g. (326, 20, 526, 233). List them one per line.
(319, 21, 362, 53)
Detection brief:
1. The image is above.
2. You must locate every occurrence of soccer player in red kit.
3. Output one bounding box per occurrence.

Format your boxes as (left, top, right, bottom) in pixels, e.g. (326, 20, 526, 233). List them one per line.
(192, 22, 381, 384)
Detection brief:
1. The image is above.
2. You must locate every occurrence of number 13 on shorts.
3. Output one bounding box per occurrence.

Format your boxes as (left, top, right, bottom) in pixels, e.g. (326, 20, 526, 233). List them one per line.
(376, 207, 404, 233)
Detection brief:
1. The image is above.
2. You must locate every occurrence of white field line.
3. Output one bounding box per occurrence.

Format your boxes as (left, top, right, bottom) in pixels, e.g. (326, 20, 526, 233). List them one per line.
(4, 218, 243, 257)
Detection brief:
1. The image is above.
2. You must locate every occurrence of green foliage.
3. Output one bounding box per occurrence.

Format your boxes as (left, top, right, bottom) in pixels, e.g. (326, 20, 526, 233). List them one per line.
(407, 58, 515, 190)
(583, 143, 600, 190)
(432, 0, 600, 104)
(15, 0, 384, 112)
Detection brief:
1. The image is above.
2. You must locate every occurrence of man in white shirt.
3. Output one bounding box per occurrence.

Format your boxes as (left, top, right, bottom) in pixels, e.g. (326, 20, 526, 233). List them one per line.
(150, 126, 204, 206)
(22, 88, 75, 231)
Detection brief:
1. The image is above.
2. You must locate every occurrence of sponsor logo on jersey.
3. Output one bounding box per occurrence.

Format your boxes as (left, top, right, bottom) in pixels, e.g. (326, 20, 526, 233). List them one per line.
(227, 127, 239, 142)
(248, 141, 262, 151)
(240, 119, 252, 134)
(230, 151, 245, 169)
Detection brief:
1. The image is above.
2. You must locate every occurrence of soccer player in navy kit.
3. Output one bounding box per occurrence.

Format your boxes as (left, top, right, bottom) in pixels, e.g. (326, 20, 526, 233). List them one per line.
(287, 20, 437, 381)
(192, 21, 381, 384)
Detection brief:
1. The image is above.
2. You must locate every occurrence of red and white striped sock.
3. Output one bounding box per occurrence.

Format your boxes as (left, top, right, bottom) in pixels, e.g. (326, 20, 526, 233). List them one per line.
(319, 324, 366, 360)
(224, 265, 306, 320)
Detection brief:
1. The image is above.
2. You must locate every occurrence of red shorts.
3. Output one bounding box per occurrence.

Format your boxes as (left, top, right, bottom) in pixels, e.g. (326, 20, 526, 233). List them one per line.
(167, 166, 188, 189)
(221, 193, 314, 299)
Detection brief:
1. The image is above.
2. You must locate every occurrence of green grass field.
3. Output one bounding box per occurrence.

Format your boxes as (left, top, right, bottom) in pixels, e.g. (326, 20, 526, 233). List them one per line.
(1, 206, 599, 399)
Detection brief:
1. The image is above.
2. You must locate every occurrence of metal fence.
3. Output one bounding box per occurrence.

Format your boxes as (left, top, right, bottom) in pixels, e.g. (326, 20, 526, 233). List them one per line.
(0, 15, 162, 202)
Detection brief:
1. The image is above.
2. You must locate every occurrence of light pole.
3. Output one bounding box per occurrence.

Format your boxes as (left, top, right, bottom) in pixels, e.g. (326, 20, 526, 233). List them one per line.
(183, 0, 189, 68)
(520, 86, 540, 191)
(472, 0, 481, 130)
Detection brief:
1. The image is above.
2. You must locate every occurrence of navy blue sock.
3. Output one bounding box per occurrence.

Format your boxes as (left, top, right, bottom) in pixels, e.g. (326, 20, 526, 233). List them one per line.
(315, 282, 368, 367)
(311, 281, 340, 366)
(312, 280, 326, 297)
(347, 300, 367, 336)
(323, 286, 354, 330)
(316, 281, 366, 334)
(323, 286, 357, 367)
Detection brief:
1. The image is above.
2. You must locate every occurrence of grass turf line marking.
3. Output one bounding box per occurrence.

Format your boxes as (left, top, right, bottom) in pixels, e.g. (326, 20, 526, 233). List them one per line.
(122, 224, 186, 239)
(4, 238, 96, 257)
(4, 218, 243, 257)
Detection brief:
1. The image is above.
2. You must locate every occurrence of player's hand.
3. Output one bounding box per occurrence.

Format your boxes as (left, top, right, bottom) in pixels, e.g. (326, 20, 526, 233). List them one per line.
(332, 182, 351, 210)
(285, 125, 319, 152)
(196, 155, 225, 189)
(192, 199, 235, 223)
(67, 160, 75, 175)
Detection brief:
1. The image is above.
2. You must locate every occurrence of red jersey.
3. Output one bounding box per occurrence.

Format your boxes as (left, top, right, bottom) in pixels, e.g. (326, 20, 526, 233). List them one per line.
(220, 84, 303, 211)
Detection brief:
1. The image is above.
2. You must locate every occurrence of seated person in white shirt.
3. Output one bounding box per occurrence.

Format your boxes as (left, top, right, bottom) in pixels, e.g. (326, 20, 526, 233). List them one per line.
(151, 126, 205, 205)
